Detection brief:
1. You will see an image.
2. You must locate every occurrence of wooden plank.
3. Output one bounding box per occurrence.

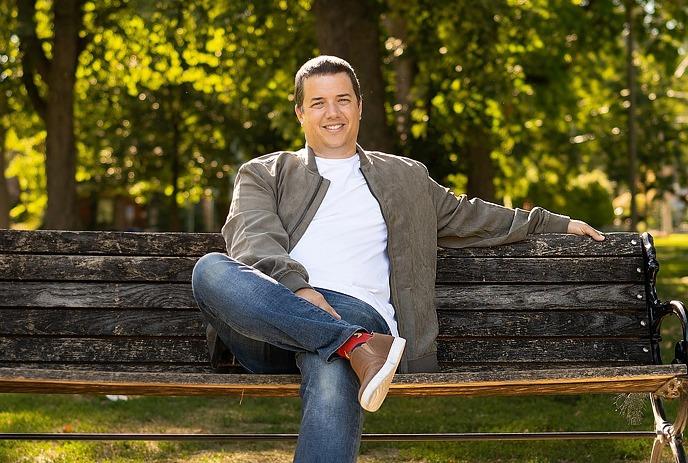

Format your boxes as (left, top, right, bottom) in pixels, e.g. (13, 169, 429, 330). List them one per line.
(0, 309, 205, 336)
(0, 230, 225, 256)
(0, 337, 653, 365)
(0, 365, 682, 397)
(0, 308, 649, 338)
(435, 283, 647, 311)
(436, 257, 645, 283)
(437, 310, 649, 338)
(437, 233, 642, 258)
(438, 362, 652, 372)
(437, 339, 654, 364)
(0, 282, 196, 309)
(0, 362, 223, 374)
(0, 337, 208, 363)
(0, 282, 647, 312)
(0, 255, 646, 284)
(0, 255, 197, 282)
(0, 230, 640, 258)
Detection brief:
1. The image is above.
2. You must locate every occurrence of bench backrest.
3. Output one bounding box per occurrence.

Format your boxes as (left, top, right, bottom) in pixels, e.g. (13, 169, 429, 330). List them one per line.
(0, 230, 655, 373)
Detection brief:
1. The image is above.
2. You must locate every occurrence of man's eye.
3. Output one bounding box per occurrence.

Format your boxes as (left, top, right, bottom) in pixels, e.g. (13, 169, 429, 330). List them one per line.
(312, 102, 324, 108)
(339, 99, 350, 104)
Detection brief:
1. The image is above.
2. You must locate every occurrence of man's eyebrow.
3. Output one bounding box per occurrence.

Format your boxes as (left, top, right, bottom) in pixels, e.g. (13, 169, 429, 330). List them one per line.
(307, 93, 353, 102)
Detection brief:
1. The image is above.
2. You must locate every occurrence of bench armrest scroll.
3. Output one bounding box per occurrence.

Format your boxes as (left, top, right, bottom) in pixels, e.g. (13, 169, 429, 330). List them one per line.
(644, 233, 688, 365)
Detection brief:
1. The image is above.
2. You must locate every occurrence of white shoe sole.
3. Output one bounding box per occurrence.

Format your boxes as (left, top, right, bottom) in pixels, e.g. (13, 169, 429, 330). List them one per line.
(358, 337, 406, 412)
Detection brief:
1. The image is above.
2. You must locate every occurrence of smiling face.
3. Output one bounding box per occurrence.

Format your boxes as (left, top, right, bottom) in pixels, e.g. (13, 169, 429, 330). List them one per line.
(295, 73, 362, 159)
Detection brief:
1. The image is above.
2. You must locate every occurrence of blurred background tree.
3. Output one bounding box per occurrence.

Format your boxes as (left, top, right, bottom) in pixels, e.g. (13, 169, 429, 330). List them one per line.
(1, 0, 687, 232)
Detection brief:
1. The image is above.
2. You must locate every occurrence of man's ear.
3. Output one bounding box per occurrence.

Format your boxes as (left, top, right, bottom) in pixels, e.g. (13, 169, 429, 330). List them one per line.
(358, 100, 363, 120)
(295, 105, 304, 125)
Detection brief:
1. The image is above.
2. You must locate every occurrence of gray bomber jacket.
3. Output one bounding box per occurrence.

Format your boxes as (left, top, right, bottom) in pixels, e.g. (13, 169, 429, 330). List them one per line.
(220, 144, 570, 373)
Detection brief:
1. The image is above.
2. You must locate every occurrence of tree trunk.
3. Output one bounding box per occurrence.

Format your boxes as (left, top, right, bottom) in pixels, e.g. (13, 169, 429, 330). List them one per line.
(0, 118, 9, 229)
(17, 0, 81, 230)
(170, 110, 181, 232)
(625, 0, 638, 231)
(465, 128, 496, 202)
(312, 0, 394, 153)
(43, 1, 80, 230)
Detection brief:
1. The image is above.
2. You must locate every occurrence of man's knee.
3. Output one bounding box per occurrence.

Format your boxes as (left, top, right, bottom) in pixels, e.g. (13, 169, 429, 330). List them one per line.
(192, 252, 233, 303)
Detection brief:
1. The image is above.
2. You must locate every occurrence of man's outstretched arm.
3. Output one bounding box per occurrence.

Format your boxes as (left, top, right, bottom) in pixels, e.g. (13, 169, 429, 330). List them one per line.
(425, 167, 604, 247)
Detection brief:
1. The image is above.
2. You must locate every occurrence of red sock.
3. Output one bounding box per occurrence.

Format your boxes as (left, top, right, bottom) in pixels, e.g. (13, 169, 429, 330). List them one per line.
(336, 332, 372, 359)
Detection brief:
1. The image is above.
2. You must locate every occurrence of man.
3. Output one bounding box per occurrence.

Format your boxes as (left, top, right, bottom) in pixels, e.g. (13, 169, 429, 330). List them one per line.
(191, 55, 604, 463)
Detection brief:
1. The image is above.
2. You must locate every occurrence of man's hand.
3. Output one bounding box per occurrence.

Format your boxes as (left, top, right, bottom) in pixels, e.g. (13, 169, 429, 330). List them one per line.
(295, 288, 341, 320)
(567, 219, 605, 241)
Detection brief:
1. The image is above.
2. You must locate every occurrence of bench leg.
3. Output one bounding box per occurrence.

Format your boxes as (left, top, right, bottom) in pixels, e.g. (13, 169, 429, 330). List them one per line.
(650, 393, 688, 463)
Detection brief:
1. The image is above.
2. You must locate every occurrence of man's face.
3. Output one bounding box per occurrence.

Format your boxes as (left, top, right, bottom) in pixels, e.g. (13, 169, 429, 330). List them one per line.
(295, 72, 362, 158)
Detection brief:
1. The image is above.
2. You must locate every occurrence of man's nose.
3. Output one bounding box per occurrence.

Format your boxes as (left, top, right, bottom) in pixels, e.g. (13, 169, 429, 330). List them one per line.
(324, 101, 340, 117)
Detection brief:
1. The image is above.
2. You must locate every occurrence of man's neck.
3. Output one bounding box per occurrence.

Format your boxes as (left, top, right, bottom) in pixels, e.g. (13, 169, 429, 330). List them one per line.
(310, 144, 358, 159)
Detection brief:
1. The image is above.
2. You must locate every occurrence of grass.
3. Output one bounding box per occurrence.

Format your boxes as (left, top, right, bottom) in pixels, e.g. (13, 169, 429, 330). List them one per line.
(1, 233, 687, 462)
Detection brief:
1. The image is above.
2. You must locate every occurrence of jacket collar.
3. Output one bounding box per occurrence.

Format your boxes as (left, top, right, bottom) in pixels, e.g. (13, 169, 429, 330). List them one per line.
(303, 143, 371, 173)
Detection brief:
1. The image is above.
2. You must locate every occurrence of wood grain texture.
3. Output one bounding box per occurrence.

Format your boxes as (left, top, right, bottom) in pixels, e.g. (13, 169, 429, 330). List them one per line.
(0, 362, 224, 373)
(0, 308, 650, 338)
(0, 336, 654, 365)
(0, 309, 205, 336)
(436, 257, 645, 283)
(0, 365, 682, 398)
(0, 230, 225, 256)
(435, 283, 647, 311)
(0, 337, 208, 363)
(437, 310, 649, 338)
(0, 282, 197, 309)
(436, 233, 642, 258)
(0, 255, 197, 282)
(0, 230, 640, 257)
(2, 255, 645, 284)
(437, 339, 653, 363)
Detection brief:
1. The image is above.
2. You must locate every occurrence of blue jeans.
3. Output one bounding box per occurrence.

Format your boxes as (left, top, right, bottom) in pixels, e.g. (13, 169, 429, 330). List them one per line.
(191, 252, 392, 463)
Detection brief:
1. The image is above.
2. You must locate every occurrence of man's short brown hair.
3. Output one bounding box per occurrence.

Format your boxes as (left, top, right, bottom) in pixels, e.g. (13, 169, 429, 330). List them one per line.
(294, 55, 361, 109)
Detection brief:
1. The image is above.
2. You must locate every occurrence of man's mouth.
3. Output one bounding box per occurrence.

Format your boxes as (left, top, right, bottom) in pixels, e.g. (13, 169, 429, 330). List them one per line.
(323, 123, 345, 132)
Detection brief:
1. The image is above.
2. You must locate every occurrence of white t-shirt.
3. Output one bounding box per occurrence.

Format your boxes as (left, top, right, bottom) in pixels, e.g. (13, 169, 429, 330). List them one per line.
(289, 153, 398, 336)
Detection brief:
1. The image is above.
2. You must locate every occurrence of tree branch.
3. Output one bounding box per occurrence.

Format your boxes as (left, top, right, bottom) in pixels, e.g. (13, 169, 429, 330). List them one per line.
(20, 70, 46, 120)
(16, 0, 51, 82)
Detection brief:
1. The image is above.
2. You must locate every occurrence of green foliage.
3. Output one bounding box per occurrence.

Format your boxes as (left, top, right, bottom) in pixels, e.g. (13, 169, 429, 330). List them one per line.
(2, 0, 687, 229)
(522, 169, 616, 228)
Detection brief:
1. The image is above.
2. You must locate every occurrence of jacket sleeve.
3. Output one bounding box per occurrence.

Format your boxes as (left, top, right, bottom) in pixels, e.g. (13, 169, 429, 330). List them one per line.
(427, 173, 570, 248)
(220, 163, 312, 293)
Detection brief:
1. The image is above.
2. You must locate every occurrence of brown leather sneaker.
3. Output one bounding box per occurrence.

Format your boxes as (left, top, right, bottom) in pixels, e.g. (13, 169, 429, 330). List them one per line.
(349, 333, 406, 412)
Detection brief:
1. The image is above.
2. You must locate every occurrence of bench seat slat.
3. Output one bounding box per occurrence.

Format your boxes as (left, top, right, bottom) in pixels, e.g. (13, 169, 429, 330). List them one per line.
(437, 257, 644, 283)
(0, 366, 683, 398)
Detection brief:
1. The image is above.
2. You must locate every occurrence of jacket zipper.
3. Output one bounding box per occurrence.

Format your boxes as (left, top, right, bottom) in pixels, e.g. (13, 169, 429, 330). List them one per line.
(359, 168, 402, 332)
(288, 175, 324, 236)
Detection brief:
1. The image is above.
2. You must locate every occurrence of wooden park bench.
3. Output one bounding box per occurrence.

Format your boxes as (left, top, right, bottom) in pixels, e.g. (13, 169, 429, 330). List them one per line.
(0, 229, 686, 461)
